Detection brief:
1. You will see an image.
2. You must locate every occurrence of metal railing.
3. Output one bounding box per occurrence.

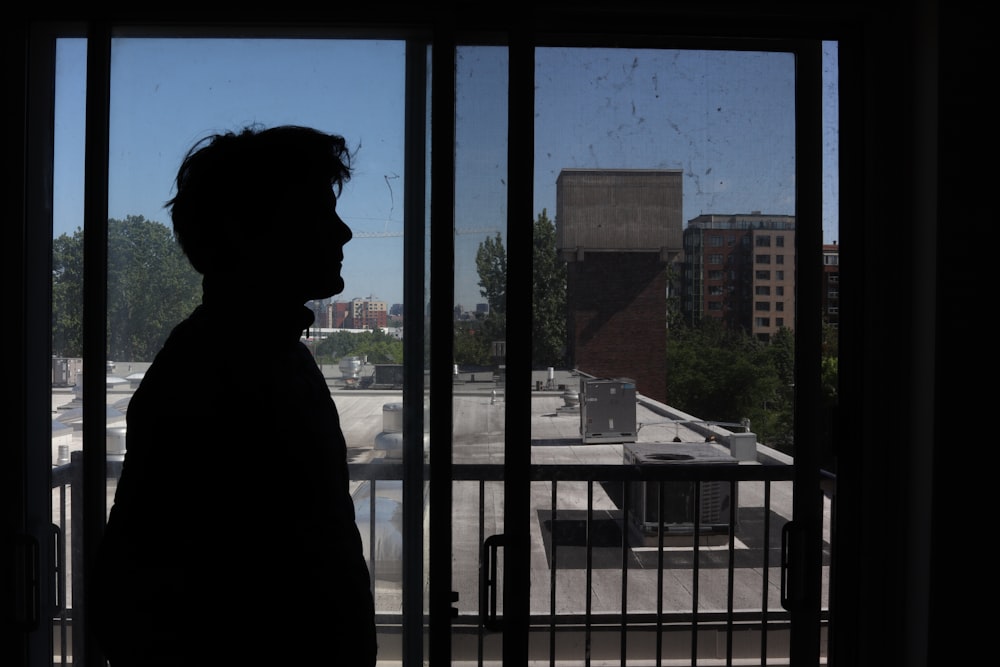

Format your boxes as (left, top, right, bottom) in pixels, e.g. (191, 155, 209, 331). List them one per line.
(51, 455, 829, 665)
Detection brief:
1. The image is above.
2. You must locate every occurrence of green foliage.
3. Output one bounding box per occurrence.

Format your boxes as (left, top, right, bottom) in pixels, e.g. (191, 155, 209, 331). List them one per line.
(532, 209, 567, 369)
(475, 232, 507, 315)
(313, 328, 403, 365)
(666, 318, 791, 451)
(52, 215, 202, 361)
(453, 319, 491, 366)
(52, 230, 85, 357)
(460, 210, 568, 369)
(350, 329, 404, 364)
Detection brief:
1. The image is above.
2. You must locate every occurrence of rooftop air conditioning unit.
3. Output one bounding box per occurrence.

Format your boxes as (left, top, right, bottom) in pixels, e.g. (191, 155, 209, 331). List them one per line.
(580, 377, 637, 443)
(624, 442, 737, 541)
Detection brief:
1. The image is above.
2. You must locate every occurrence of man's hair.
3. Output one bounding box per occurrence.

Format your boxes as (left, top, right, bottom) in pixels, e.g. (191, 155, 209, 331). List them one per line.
(166, 124, 352, 275)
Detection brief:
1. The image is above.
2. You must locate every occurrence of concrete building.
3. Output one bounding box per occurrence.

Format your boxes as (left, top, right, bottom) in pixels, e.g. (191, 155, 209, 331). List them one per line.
(556, 169, 684, 404)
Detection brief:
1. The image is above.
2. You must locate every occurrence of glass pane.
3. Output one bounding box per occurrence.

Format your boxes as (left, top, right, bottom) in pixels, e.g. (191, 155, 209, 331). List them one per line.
(453, 44, 509, 661)
(101, 36, 406, 661)
(531, 46, 811, 663)
(51, 36, 88, 663)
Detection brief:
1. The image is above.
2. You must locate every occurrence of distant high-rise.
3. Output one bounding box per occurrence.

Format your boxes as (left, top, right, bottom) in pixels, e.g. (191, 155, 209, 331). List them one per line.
(323, 296, 387, 330)
(822, 243, 839, 329)
(556, 168, 683, 404)
(681, 213, 796, 341)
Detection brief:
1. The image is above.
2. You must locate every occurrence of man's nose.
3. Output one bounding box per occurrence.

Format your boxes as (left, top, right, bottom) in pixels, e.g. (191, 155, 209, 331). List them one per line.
(335, 213, 353, 243)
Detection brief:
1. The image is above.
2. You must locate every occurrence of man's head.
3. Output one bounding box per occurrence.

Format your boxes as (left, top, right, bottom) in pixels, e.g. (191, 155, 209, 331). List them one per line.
(167, 124, 354, 301)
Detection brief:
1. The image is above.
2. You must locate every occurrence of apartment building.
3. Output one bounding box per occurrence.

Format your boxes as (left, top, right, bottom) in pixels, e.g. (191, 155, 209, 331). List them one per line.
(681, 213, 796, 341)
(314, 297, 388, 330)
(823, 242, 840, 329)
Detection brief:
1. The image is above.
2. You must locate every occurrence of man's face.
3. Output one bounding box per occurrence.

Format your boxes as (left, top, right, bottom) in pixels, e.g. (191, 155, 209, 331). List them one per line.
(271, 181, 352, 303)
(300, 185, 353, 301)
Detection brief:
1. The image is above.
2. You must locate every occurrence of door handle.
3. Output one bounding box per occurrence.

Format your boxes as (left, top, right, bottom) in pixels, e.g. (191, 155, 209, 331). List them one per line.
(53, 523, 63, 614)
(481, 533, 504, 631)
(14, 533, 40, 631)
(780, 520, 804, 611)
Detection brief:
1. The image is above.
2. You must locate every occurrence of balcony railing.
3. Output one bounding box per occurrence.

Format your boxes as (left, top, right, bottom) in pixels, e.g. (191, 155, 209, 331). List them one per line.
(52, 452, 830, 665)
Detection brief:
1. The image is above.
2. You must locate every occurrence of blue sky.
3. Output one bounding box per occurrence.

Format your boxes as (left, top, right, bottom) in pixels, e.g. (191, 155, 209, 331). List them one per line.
(55, 38, 837, 308)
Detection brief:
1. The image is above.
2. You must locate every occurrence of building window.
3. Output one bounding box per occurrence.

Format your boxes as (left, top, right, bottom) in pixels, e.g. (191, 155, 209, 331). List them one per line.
(776, 285, 784, 296)
(776, 235, 785, 247)
(755, 301, 771, 311)
(709, 235, 724, 247)
(755, 235, 771, 247)
(776, 254, 785, 265)
(755, 285, 771, 295)
(754, 317, 771, 327)
(755, 254, 771, 264)
(776, 270, 785, 280)
(776, 302, 784, 312)
(708, 253, 724, 265)
(756, 270, 771, 280)
(709, 270, 724, 280)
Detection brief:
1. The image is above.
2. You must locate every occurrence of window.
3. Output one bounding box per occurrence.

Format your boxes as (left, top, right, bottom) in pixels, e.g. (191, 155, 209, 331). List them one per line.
(776, 285, 784, 296)
(776, 270, 785, 280)
(755, 301, 771, 311)
(755, 285, 771, 295)
(776, 235, 785, 247)
(776, 254, 785, 265)
(27, 21, 839, 667)
(755, 235, 771, 247)
(756, 254, 771, 264)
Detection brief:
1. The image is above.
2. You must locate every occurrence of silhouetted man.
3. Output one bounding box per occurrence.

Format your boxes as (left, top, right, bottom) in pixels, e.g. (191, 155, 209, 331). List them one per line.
(95, 125, 377, 666)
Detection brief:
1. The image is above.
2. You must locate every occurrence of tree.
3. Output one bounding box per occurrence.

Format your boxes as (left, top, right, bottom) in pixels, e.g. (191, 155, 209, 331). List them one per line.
(666, 317, 790, 451)
(467, 231, 508, 368)
(532, 209, 567, 368)
(475, 232, 507, 314)
(52, 215, 202, 361)
(453, 319, 492, 366)
(52, 230, 85, 357)
(313, 329, 403, 365)
(349, 328, 404, 364)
